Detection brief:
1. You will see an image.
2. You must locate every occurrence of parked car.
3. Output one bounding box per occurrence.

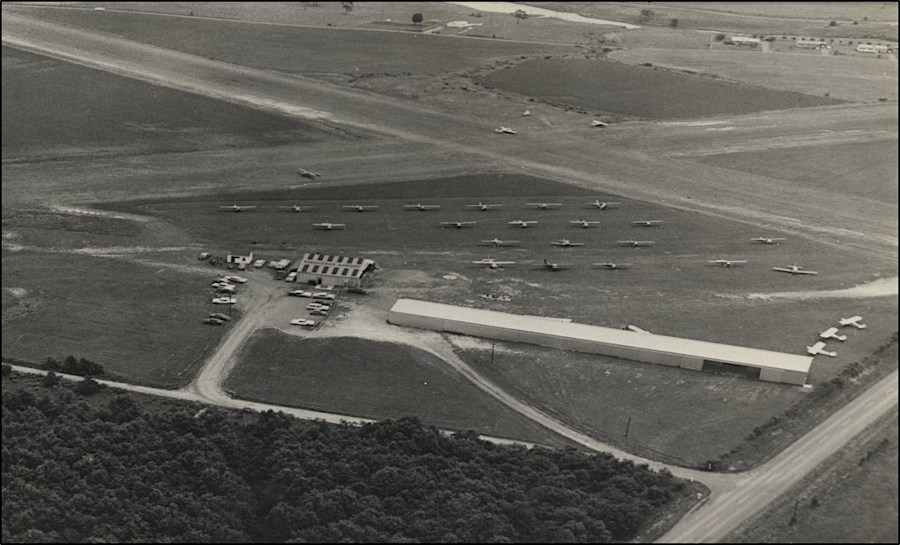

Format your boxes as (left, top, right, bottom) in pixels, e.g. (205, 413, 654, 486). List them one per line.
(289, 290, 313, 297)
(309, 310, 328, 317)
(253, 259, 266, 269)
(312, 292, 336, 300)
(203, 318, 224, 325)
(212, 297, 236, 304)
(290, 318, 316, 327)
(210, 313, 231, 321)
(306, 303, 329, 311)
(198, 252, 212, 260)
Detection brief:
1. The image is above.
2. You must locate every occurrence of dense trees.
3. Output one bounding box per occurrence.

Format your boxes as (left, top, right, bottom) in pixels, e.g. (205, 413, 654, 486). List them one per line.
(3, 375, 688, 542)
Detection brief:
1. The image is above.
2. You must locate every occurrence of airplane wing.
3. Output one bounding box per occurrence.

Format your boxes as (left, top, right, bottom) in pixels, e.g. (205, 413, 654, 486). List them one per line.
(796, 270, 818, 275)
(772, 267, 792, 273)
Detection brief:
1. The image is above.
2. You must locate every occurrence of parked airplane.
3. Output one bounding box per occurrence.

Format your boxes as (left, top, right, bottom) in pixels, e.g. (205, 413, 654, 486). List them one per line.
(482, 238, 519, 247)
(590, 120, 609, 127)
(404, 203, 441, 211)
(526, 202, 562, 210)
(312, 222, 345, 230)
(279, 205, 315, 212)
(570, 219, 601, 228)
(467, 202, 503, 211)
(751, 237, 787, 245)
(595, 262, 632, 270)
(440, 221, 477, 229)
(587, 200, 621, 210)
(839, 316, 867, 329)
(631, 220, 664, 227)
(472, 258, 516, 269)
(342, 205, 379, 212)
(508, 220, 538, 228)
(819, 327, 848, 342)
(297, 169, 321, 179)
(537, 259, 572, 271)
(219, 204, 256, 212)
(773, 264, 817, 275)
(551, 239, 585, 247)
(807, 341, 837, 357)
(495, 126, 518, 134)
(708, 259, 748, 268)
(617, 240, 655, 247)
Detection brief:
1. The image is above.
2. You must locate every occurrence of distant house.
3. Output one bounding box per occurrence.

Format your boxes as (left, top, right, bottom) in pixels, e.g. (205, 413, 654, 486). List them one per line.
(731, 36, 761, 46)
(857, 43, 893, 54)
(796, 40, 831, 49)
(225, 252, 254, 265)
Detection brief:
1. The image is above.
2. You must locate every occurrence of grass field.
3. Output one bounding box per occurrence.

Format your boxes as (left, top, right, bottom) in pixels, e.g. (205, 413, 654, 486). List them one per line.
(476, 58, 842, 119)
(1, 46, 347, 162)
(225, 329, 572, 447)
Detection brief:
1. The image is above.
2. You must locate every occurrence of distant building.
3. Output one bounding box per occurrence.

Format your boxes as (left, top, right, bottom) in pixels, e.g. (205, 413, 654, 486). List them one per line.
(731, 36, 761, 46)
(796, 39, 831, 49)
(292, 253, 375, 288)
(857, 43, 893, 54)
(226, 252, 254, 265)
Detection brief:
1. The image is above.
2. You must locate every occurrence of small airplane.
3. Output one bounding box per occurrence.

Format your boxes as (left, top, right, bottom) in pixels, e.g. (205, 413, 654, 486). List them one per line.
(440, 221, 477, 229)
(342, 205, 378, 212)
(751, 237, 787, 245)
(773, 264, 817, 275)
(312, 222, 345, 230)
(839, 316, 867, 329)
(587, 200, 621, 210)
(467, 202, 503, 211)
(495, 126, 518, 134)
(617, 240, 655, 247)
(590, 120, 609, 127)
(508, 220, 538, 228)
(278, 205, 315, 212)
(537, 259, 572, 271)
(595, 262, 632, 270)
(472, 258, 516, 269)
(526, 202, 562, 210)
(219, 204, 256, 212)
(570, 219, 601, 228)
(551, 239, 585, 247)
(819, 327, 847, 342)
(631, 220, 664, 227)
(297, 169, 321, 179)
(708, 259, 748, 268)
(482, 238, 519, 247)
(807, 341, 837, 357)
(404, 203, 441, 211)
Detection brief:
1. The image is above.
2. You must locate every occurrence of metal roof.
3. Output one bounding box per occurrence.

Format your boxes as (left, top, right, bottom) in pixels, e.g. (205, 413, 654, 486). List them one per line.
(293, 253, 374, 279)
(390, 299, 812, 373)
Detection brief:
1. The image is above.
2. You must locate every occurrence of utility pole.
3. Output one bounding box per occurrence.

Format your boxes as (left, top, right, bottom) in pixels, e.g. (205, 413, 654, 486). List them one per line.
(490, 343, 495, 365)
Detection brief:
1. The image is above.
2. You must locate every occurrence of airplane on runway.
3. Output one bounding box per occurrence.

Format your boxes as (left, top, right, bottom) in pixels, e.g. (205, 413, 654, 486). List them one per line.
(551, 239, 585, 247)
(508, 220, 538, 228)
(482, 238, 519, 247)
(440, 221, 477, 229)
(807, 341, 837, 357)
(342, 205, 379, 212)
(537, 259, 572, 271)
(595, 262, 632, 270)
(751, 237, 787, 245)
(467, 202, 503, 211)
(708, 259, 748, 268)
(404, 203, 441, 211)
(279, 205, 316, 212)
(631, 220, 664, 227)
(773, 264, 817, 275)
(312, 222, 345, 230)
(472, 258, 516, 269)
(495, 126, 518, 134)
(297, 169, 321, 179)
(618, 240, 655, 247)
(526, 202, 562, 210)
(839, 316, 867, 329)
(219, 204, 256, 212)
(820, 327, 848, 342)
(587, 200, 621, 210)
(590, 120, 609, 127)
(570, 219, 601, 228)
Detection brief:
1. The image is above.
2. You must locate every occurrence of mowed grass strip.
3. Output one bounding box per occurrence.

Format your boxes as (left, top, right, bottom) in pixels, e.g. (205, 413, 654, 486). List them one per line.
(226, 330, 570, 446)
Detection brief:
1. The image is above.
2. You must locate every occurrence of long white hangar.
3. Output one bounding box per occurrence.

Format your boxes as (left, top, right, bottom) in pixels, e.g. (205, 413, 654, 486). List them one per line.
(388, 299, 812, 385)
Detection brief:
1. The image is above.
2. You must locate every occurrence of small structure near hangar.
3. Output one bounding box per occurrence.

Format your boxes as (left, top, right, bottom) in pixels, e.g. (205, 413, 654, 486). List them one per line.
(226, 251, 254, 266)
(292, 253, 375, 288)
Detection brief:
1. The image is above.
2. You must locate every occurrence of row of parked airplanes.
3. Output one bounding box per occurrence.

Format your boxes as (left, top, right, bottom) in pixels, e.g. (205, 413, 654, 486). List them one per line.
(494, 118, 609, 135)
(468, 256, 817, 274)
(219, 200, 626, 213)
(807, 315, 867, 358)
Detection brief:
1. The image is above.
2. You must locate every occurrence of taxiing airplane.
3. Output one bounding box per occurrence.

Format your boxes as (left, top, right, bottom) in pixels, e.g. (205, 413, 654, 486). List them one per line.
(467, 202, 503, 211)
(570, 219, 601, 228)
(297, 169, 321, 179)
(631, 220, 664, 227)
(617, 240, 655, 247)
(708, 259, 748, 268)
(773, 264, 817, 275)
(807, 341, 837, 357)
(587, 200, 621, 210)
(839, 316, 867, 329)
(595, 263, 632, 270)
(219, 204, 256, 212)
(312, 222, 345, 230)
(590, 120, 609, 127)
(342, 205, 379, 212)
(819, 327, 848, 342)
(551, 239, 585, 247)
(440, 221, 477, 229)
(482, 238, 519, 247)
(751, 237, 787, 245)
(537, 259, 572, 271)
(526, 202, 562, 210)
(279, 205, 315, 212)
(472, 258, 516, 269)
(508, 220, 538, 228)
(495, 126, 518, 134)
(404, 203, 441, 211)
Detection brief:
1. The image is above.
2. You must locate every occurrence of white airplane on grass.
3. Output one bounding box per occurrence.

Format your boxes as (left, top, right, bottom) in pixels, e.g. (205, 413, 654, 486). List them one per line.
(467, 202, 503, 211)
(551, 239, 585, 247)
(508, 220, 538, 228)
(773, 264, 817, 275)
(590, 119, 609, 127)
(440, 221, 477, 229)
(472, 258, 516, 269)
(595, 262, 632, 270)
(342, 205, 379, 212)
(570, 219, 601, 228)
(526, 202, 562, 210)
(404, 203, 441, 211)
(807, 341, 837, 357)
(219, 204, 256, 212)
(709, 259, 748, 268)
(279, 205, 315, 212)
(751, 237, 787, 245)
(537, 260, 572, 271)
(495, 126, 518, 134)
(820, 327, 848, 342)
(297, 169, 321, 179)
(482, 238, 519, 247)
(312, 222, 345, 230)
(839, 316, 867, 329)
(618, 240, 655, 247)
(631, 220, 664, 227)
(587, 200, 621, 210)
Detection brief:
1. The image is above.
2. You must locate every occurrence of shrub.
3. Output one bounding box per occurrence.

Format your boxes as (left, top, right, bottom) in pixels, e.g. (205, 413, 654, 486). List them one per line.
(412, 13, 423, 24)
(74, 377, 104, 396)
(829, 20, 837, 27)
(42, 372, 60, 388)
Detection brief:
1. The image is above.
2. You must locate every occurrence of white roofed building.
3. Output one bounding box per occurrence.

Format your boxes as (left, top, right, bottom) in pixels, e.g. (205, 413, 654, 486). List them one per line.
(292, 253, 375, 287)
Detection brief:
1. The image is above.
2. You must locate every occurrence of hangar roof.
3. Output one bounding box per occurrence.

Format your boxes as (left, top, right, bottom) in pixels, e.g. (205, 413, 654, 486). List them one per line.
(390, 299, 812, 373)
(293, 253, 374, 279)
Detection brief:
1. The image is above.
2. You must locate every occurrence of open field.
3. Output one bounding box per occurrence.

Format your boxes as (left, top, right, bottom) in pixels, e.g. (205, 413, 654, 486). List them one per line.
(225, 330, 572, 447)
(476, 58, 843, 119)
(610, 48, 898, 103)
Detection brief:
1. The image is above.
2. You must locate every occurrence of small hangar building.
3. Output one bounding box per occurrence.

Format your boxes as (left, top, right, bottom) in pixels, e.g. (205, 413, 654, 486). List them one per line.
(292, 253, 375, 287)
(388, 299, 812, 385)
